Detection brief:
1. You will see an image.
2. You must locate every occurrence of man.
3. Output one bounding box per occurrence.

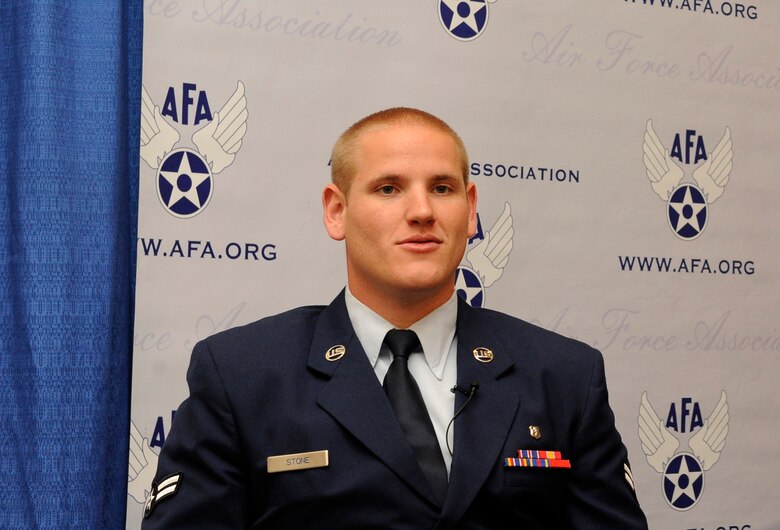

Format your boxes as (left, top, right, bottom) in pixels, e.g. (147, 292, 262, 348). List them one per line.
(142, 108, 648, 529)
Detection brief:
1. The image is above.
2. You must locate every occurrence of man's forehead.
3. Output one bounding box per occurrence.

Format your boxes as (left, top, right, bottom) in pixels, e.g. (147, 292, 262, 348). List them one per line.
(338, 118, 468, 195)
(356, 122, 459, 155)
(359, 120, 450, 138)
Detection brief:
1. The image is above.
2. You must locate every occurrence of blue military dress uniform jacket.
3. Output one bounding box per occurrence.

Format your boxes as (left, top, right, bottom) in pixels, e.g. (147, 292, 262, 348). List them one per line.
(141, 291, 648, 529)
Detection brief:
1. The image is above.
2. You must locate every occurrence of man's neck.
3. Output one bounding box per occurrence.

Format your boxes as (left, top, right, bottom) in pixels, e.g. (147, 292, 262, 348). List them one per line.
(347, 282, 454, 329)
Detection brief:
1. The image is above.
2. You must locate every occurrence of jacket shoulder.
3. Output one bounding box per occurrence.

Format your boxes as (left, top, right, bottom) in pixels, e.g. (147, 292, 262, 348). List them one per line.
(475, 306, 594, 347)
(208, 304, 325, 344)
(471, 306, 600, 365)
(192, 305, 328, 371)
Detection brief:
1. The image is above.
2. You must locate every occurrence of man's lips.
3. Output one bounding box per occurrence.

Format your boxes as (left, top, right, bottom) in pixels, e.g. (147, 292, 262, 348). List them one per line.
(398, 236, 442, 252)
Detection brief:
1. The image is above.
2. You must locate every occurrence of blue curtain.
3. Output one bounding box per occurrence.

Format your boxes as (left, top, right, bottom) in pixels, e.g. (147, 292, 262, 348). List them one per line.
(0, 2, 142, 528)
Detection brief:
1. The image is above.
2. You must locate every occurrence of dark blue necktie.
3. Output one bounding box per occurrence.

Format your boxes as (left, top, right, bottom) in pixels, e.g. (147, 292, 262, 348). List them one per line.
(382, 329, 448, 504)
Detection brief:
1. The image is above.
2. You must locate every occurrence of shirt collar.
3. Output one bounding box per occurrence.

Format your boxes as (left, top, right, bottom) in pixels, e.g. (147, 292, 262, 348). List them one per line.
(344, 287, 458, 380)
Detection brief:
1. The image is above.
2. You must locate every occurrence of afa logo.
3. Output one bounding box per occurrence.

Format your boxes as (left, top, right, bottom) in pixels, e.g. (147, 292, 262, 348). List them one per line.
(642, 120, 734, 240)
(139, 82, 249, 218)
(127, 419, 161, 507)
(638, 391, 729, 511)
(456, 202, 514, 308)
(127, 412, 180, 509)
(438, 0, 498, 41)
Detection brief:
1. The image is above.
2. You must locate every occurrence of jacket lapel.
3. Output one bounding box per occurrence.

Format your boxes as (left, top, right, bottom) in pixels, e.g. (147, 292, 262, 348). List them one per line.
(439, 299, 521, 527)
(307, 291, 441, 506)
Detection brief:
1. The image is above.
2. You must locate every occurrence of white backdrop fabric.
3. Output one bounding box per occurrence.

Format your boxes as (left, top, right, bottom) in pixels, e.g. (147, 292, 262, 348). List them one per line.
(127, 2, 778, 528)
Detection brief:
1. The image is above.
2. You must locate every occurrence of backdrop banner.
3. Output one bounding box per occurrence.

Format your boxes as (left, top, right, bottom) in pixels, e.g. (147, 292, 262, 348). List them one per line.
(128, 2, 779, 528)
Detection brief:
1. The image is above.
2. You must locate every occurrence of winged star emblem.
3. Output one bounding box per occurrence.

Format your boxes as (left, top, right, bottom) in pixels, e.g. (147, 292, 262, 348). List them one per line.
(456, 202, 513, 308)
(642, 120, 733, 240)
(140, 82, 248, 217)
(127, 420, 159, 506)
(638, 391, 729, 510)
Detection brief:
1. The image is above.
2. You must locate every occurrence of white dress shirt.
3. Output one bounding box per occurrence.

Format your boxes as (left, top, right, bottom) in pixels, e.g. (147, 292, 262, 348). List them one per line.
(345, 287, 458, 475)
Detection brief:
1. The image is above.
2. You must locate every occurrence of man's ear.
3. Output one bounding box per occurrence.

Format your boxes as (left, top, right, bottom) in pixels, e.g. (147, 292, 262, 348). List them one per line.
(466, 182, 478, 237)
(322, 183, 347, 241)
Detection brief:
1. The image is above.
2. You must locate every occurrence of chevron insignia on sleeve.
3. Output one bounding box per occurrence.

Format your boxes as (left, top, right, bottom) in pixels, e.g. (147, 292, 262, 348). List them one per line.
(624, 462, 636, 492)
(144, 473, 182, 518)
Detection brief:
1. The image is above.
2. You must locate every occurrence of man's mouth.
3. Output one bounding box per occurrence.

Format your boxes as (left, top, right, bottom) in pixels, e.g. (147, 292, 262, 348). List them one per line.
(398, 235, 442, 252)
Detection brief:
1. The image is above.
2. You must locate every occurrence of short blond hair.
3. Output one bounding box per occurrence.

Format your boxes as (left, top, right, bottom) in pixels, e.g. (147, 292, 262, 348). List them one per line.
(330, 107, 469, 196)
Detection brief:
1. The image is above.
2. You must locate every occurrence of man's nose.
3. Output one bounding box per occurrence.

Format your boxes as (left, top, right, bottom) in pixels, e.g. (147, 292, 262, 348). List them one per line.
(405, 188, 434, 224)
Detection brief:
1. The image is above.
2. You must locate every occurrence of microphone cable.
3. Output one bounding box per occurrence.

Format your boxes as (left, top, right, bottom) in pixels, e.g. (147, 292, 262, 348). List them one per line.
(445, 382, 479, 456)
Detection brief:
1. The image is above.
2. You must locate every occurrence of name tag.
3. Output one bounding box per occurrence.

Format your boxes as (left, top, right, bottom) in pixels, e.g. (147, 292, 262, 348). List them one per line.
(267, 450, 329, 473)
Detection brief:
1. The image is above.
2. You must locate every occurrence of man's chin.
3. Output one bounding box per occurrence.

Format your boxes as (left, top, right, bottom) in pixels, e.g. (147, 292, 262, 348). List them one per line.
(392, 274, 455, 300)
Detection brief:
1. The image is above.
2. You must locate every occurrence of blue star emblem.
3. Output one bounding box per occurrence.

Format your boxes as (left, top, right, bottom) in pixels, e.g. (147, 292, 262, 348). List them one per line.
(439, 0, 489, 41)
(663, 453, 704, 511)
(157, 148, 213, 218)
(667, 184, 708, 240)
(455, 266, 485, 308)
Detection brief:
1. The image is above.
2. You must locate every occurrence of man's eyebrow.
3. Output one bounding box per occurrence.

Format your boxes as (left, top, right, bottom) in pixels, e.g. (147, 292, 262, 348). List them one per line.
(365, 174, 461, 187)
(366, 174, 402, 186)
(431, 174, 460, 182)
(429, 174, 464, 187)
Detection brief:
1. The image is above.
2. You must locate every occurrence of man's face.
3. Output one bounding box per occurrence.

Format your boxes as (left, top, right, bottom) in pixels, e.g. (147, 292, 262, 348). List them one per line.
(323, 122, 477, 306)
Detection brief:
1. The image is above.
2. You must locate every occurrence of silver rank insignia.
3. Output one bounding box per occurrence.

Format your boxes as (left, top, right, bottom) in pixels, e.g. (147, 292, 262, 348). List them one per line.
(144, 472, 182, 519)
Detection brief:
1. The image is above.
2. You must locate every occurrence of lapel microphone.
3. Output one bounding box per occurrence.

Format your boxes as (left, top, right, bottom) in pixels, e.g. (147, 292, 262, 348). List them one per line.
(450, 382, 480, 398)
(446, 381, 480, 456)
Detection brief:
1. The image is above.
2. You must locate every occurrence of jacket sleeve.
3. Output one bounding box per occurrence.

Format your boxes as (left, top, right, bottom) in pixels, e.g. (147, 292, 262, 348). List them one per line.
(141, 339, 249, 529)
(565, 349, 649, 529)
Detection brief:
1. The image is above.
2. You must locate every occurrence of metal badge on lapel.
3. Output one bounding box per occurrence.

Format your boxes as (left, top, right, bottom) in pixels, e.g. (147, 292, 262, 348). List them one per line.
(472, 347, 494, 363)
(325, 345, 345, 361)
(529, 425, 542, 440)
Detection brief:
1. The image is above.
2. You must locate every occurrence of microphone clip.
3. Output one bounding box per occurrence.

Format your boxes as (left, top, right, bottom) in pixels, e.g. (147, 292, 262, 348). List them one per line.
(446, 381, 480, 457)
(450, 382, 480, 398)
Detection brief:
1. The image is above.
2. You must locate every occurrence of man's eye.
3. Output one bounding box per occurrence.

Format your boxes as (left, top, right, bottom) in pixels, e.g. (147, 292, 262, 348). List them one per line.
(433, 185, 450, 194)
(379, 185, 395, 194)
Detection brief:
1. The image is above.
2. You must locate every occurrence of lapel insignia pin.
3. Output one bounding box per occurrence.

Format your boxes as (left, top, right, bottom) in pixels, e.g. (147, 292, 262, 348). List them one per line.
(472, 347, 494, 363)
(325, 345, 346, 361)
(529, 425, 542, 440)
